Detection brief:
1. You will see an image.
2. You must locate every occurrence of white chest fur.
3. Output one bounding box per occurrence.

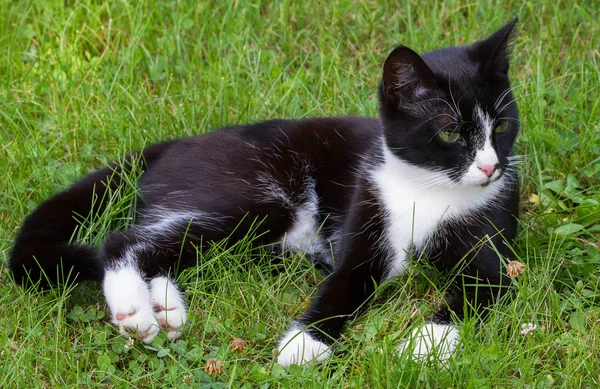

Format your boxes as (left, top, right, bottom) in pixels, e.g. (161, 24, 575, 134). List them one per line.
(372, 146, 504, 279)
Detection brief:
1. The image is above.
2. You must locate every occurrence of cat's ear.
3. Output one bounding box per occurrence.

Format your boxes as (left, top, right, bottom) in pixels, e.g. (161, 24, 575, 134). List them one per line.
(471, 18, 518, 76)
(382, 46, 437, 104)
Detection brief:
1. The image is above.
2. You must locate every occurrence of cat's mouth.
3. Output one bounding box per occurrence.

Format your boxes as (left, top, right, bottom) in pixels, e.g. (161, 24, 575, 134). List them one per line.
(478, 170, 503, 187)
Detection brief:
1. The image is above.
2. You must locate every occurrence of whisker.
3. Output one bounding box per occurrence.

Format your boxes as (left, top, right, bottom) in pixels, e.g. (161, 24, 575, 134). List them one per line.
(416, 113, 458, 128)
(448, 81, 463, 121)
(507, 154, 528, 161)
(425, 96, 460, 120)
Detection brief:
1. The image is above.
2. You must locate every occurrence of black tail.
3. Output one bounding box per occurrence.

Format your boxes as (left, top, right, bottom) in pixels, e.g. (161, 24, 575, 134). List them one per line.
(9, 142, 173, 289)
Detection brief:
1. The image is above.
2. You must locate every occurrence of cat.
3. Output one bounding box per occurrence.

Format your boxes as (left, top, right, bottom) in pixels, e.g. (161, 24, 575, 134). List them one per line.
(9, 18, 520, 366)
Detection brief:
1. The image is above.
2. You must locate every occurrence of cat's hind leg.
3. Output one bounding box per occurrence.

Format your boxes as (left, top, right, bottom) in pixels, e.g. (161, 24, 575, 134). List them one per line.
(101, 224, 191, 343)
(103, 268, 187, 343)
(150, 276, 187, 340)
(103, 257, 159, 343)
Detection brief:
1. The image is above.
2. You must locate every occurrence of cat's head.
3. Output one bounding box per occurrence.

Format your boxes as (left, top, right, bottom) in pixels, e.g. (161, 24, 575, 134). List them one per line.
(378, 18, 519, 187)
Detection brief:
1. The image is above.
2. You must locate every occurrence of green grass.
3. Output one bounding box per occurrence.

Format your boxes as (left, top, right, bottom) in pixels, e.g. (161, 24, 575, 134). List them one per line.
(1, 0, 599, 387)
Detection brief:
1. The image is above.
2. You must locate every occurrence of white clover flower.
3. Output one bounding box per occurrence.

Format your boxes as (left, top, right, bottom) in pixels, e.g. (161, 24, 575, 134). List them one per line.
(124, 337, 135, 350)
(520, 323, 537, 336)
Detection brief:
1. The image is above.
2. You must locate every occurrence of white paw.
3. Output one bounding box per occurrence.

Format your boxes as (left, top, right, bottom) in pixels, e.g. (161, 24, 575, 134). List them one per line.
(150, 276, 187, 340)
(114, 307, 160, 343)
(103, 265, 160, 343)
(277, 323, 332, 367)
(398, 322, 459, 363)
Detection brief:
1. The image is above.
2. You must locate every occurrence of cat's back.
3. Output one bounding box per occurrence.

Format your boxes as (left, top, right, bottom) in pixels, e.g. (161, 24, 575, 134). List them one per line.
(148, 117, 380, 173)
(195, 116, 381, 155)
(237, 116, 381, 146)
(140, 117, 382, 208)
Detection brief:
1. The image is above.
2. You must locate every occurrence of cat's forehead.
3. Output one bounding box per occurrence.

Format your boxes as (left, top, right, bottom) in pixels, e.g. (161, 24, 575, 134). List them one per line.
(428, 75, 510, 128)
(422, 46, 511, 117)
(429, 85, 494, 126)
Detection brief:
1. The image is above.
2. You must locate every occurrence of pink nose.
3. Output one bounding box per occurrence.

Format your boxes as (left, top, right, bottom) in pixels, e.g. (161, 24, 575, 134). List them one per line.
(478, 165, 496, 177)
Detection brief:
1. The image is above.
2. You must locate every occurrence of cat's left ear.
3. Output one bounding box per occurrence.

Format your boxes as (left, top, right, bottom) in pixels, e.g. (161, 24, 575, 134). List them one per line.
(470, 17, 519, 76)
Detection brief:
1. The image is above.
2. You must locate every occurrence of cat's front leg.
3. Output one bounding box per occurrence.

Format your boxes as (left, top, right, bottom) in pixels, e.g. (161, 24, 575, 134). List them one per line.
(397, 321, 460, 363)
(277, 184, 389, 366)
(276, 258, 388, 366)
(400, 242, 513, 363)
(276, 321, 333, 366)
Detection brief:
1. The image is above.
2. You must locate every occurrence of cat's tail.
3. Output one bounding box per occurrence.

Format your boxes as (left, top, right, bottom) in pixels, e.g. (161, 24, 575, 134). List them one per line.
(9, 142, 174, 289)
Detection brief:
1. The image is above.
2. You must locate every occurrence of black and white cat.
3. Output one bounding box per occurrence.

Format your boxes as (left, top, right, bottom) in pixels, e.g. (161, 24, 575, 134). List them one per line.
(10, 19, 520, 366)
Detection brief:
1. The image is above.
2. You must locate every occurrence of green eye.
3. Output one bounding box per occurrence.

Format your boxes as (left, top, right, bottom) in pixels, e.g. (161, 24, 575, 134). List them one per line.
(439, 131, 461, 143)
(494, 120, 509, 133)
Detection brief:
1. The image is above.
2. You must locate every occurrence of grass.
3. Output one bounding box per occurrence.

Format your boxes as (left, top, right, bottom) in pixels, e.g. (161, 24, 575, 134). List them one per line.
(1, 0, 599, 387)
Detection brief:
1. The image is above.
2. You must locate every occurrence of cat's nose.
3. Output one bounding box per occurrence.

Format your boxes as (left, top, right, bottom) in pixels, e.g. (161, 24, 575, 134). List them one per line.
(478, 164, 497, 177)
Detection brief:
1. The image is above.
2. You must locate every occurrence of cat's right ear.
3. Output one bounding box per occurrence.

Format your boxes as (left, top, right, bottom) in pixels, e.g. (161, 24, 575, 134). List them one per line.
(382, 46, 437, 104)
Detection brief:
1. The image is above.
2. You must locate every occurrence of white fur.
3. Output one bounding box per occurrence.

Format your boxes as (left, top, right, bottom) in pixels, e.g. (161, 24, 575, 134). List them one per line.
(283, 202, 323, 252)
(142, 211, 198, 235)
(255, 170, 294, 209)
(373, 146, 505, 279)
(103, 263, 159, 343)
(103, 222, 188, 343)
(277, 323, 333, 366)
(280, 179, 330, 264)
(462, 106, 501, 185)
(102, 207, 231, 343)
(141, 206, 227, 235)
(398, 322, 460, 362)
(150, 276, 187, 340)
(103, 264, 188, 343)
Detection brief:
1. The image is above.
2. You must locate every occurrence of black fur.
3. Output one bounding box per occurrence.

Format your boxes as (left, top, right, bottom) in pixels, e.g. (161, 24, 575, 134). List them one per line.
(10, 20, 520, 352)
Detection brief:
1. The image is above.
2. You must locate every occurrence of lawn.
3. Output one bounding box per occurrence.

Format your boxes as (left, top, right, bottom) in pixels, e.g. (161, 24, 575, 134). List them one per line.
(1, 0, 599, 387)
